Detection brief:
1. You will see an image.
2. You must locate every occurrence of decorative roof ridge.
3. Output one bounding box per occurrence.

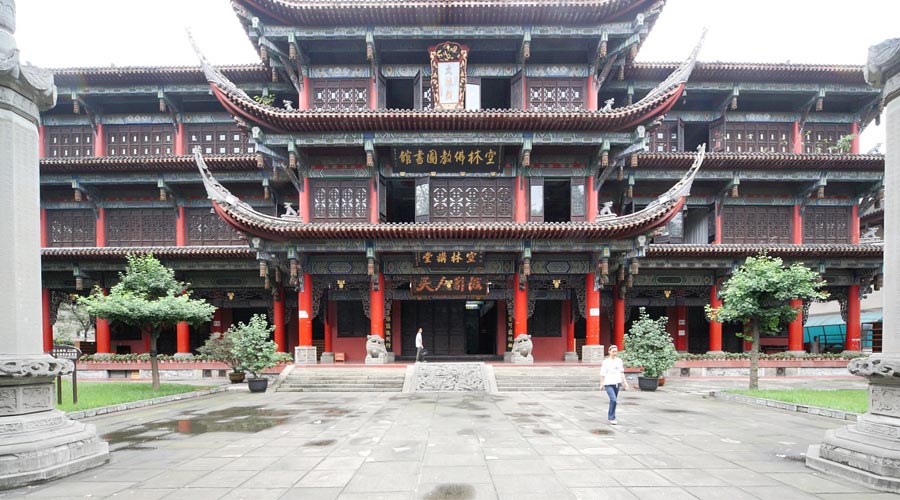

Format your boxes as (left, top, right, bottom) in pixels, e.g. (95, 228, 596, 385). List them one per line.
(637, 152, 884, 160)
(42, 246, 255, 258)
(40, 153, 257, 165)
(646, 243, 883, 256)
(49, 64, 265, 75)
(632, 61, 864, 71)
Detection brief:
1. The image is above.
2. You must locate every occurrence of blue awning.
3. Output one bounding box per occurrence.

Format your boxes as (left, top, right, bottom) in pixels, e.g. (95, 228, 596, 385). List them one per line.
(804, 311, 882, 327)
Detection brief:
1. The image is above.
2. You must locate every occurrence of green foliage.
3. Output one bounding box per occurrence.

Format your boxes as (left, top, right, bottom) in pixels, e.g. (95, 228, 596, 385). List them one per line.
(623, 307, 678, 378)
(229, 314, 279, 379)
(832, 134, 857, 154)
(677, 351, 867, 361)
(53, 380, 210, 413)
(76, 352, 294, 364)
(724, 389, 867, 414)
(197, 331, 243, 373)
(253, 94, 275, 106)
(79, 254, 216, 332)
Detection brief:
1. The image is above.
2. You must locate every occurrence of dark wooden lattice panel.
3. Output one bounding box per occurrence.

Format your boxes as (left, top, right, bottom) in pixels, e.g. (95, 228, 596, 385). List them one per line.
(310, 79, 370, 111)
(310, 179, 369, 223)
(47, 209, 96, 247)
(106, 208, 176, 246)
(803, 206, 850, 244)
(804, 123, 853, 154)
(429, 178, 514, 223)
(45, 125, 93, 158)
(721, 206, 792, 245)
(185, 207, 246, 246)
(106, 125, 174, 156)
(336, 301, 369, 337)
(725, 123, 792, 153)
(649, 122, 679, 153)
(186, 124, 254, 155)
(526, 78, 585, 111)
(527, 300, 563, 337)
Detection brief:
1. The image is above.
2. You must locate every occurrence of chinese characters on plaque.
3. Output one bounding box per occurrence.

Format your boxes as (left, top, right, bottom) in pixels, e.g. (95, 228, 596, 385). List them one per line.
(429, 41, 468, 110)
(416, 250, 484, 268)
(411, 275, 486, 297)
(391, 146, 503, 174)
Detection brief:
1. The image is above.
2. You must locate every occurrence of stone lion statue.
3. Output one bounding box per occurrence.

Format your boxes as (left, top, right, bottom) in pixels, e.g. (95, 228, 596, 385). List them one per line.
(366, 335, 387, 359)
(512, 333, 534, 363)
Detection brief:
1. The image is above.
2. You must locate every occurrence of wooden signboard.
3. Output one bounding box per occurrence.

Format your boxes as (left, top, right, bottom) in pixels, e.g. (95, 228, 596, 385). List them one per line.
(51, 344, 82, 405)
(411, 275, 487, 297)
(392, 146, 503, 173)
(429, 41, 468, 110)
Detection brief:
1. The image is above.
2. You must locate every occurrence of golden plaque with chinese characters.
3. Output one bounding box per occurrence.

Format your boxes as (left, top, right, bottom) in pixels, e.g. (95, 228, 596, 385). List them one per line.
(429, 41, 468, 110)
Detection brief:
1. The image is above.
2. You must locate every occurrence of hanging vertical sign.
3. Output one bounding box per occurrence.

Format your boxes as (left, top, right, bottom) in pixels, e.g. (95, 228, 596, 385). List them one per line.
(429, 41, 468, 110)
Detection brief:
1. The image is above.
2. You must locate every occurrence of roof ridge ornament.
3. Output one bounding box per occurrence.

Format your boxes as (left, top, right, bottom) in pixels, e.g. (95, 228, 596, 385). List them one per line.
(187, 29, 253, 104)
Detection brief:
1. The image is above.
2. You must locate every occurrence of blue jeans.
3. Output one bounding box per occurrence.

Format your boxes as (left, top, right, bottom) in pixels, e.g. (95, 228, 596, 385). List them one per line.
(604, 384, 620, 421)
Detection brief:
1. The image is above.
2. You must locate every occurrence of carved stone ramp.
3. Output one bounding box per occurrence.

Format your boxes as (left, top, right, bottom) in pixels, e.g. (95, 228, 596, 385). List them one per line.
(492, 365, 603, 392)
(403, 363, 497, 393)
(276, 366, 406, 392)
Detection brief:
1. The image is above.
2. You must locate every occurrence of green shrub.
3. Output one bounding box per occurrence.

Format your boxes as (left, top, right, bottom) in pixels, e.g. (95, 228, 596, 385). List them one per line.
(230, 314, 279, 379)
(623, 307, 678, 378)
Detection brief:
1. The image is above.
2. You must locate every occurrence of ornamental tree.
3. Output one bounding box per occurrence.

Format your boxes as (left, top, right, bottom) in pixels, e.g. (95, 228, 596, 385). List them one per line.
(229, 314, 278, 379)
(705, 253, 827, 390)
(623, 307, 678, 378)
(79, 254, 216, 390)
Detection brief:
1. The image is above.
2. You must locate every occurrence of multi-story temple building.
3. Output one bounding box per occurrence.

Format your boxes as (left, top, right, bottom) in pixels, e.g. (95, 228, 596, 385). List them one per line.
(39, 0, 885, 362)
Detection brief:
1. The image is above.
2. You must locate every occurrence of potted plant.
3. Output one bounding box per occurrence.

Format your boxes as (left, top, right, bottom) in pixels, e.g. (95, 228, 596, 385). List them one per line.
(197, 330, 244, 383)
(623, 307, 678, 392)
(230, 314, 279, 393)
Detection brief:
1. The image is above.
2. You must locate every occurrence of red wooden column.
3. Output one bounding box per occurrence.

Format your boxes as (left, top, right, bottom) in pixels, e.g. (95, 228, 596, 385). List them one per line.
(563, 299, 575, 354)
(96, 289, 111, 355)
(613, 285, 625, 350)
(298, 75, 310, 110)
(850, 204, 860, 244)
(788, 299, 804, 353)
(94, 123, 106, 157)
(851, 122, 860, 154)
(586, 76, 598, 111)
(298, 274, 313, 346)
(326, 300, 336, 354)
(713, 203, 723, 244)
(40, 208, 48, 247)
(514, 274, 528, 339)
(174, 122, 186, 155)
(792, 121, 803, 153)
(845, 284, 861, 351)
(514, 176, 527, 222)
(586, 176, 598, 222)
(496, 300, 507, 355)
(38, 125, 46, 159)
(585, 274, 600, 345)
(369, 77, 377, 110)
(369, 178, 379, 223)
(41, 288, 52, 353)
(176, 323, 190, 355)
(299, 178, 310, 223)
(792, 205, 802, 244)
(273, 287, 286, 352)
(708, 283, 723, 353)
(370, 274, 385, 338)
(95, 207, 106, 247)
(176, 206, 186, 246)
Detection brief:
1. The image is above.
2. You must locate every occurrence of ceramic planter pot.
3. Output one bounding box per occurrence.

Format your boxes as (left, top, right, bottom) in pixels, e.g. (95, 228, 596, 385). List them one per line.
(228, 372, 246, 384)
(637, 376, 659, 392)
(247, 377, 268, 393)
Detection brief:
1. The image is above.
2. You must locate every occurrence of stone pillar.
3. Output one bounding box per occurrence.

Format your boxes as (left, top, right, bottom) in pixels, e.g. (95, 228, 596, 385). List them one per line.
(787, 299, 805, 355)
(294, 273, 316, 363)
(174, 322, 190, 357)
(273, 287, 286, 353)
(582, 273, 604, 363)
(807, 38, 900, 492)
(0, 2, 108, 486)
(708, 282, 723, 354)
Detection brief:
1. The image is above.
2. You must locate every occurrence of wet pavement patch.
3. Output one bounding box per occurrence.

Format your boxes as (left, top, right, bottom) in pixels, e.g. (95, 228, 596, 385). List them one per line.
(304, 439, 337, 447)
(423, 483, 476, 500)
(590, 429, 612, 435)
(102, 406, 291, 449)
(533, 429, 552, 435)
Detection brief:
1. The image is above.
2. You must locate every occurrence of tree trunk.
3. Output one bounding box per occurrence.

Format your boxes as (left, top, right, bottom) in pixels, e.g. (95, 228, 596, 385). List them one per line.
(749, 321, 760, 390)
(149, 331, 160, 391)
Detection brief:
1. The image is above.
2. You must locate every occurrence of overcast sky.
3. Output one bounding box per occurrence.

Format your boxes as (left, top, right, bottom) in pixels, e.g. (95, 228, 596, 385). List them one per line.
(14, 0, 895, 151)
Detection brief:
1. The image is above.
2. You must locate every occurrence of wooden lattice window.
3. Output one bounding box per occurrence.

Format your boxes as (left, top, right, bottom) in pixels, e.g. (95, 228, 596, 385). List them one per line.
(526, 78, 585, 111)
(310, 179, 369, 223)
(528, 301, 562, 337)
(721, 206, 792, 245)
(649, 122, 680, 153)
(106, 208, 176, 246)
(310, 79, 370, 111)
(427, 178, 514, 223)
(803, 206, 850, 244)
(46, 209, 96, 247)
(185, 207, 245, 246)
(105, 125, 174, 156)
(725, 123, 792, 153)
(45, 126, 93, 158)
(185, 124, 253, 155)
(804, 124, 853, 154)
(336, 301, 369, 337)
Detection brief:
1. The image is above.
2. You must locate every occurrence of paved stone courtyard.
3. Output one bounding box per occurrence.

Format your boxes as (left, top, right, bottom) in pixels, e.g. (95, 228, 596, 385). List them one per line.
(1, 377, 894, 500)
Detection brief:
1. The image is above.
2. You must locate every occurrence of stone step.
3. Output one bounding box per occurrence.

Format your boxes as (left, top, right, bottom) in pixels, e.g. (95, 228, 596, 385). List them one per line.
(277, 387, 402, 392)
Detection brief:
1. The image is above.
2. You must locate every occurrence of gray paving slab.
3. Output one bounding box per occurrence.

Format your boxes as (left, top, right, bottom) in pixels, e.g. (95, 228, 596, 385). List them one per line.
(0, 376, 890, 500)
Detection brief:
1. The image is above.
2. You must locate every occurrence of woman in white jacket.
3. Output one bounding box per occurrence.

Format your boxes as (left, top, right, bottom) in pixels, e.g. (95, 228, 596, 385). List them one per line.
(600, 345, 629, 424)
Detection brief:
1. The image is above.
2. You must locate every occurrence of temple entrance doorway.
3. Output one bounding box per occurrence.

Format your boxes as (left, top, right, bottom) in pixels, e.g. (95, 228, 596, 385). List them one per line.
(400, 300, 497, 358)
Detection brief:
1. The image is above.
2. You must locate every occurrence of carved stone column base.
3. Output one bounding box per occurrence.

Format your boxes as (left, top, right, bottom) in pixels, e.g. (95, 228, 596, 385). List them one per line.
(365, 355, 387, 365)
(385, 353, 395, 363)
(91, 352, 113, 360)
(319, 352, 334, 364)
(173, 352, 193, 359)
(293, 346, 317, 364)
(786, 350, 807, 357)
(582, 345, 605, 363)
(564, 352, 579, 362)
(806, 354, 900, 492)
(511, 352, 533, 364)
(503, 352, 512, 362)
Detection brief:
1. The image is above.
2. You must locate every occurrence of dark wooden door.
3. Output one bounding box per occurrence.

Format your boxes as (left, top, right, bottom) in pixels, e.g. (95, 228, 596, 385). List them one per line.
(401, 300, 466, 355)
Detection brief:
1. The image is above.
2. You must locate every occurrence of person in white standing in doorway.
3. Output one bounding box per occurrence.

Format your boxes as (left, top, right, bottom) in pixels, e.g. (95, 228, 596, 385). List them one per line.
(415, 327, 427, 363)
(600, 345, 628, 424)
